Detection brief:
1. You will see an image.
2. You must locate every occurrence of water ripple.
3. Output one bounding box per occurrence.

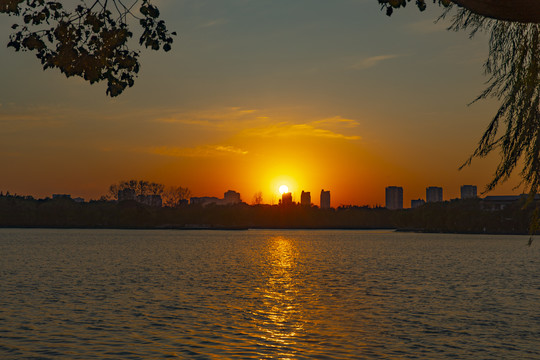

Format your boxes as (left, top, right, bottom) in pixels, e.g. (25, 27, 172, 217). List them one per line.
(0, 229, 539, 359)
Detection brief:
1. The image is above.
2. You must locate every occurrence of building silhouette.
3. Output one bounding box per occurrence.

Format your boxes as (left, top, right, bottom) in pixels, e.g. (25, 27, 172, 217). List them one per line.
(281, 192, 293, 206)
(118, 188, 136, 201)
(460, 185, 477, 199)
(137, 194, 163, 207)
(385, 186, 403, 210)
(190, 190, 242, 206)
(480, 195, 540, 211)
(320, 190, 331, 209)
(411, 199, 425, 209)
(426, 186, 443, 203)
(301, 191, 311, 207)
(118, 188, 162, 207)
(224, 190, 241, 204)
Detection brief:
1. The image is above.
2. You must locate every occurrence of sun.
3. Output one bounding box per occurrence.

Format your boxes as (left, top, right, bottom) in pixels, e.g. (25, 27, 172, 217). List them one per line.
(279, 185, 289, 194)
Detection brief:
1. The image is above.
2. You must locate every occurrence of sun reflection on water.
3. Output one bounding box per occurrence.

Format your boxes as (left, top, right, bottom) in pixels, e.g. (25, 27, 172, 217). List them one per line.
(255, 236, 305, 357)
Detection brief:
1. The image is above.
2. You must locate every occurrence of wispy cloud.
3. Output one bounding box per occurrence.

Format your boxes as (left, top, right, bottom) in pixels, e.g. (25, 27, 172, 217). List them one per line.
(154, 117, 214, 126)
(0, 106, 69, 131)
(312, 116, 360, 128)
(153, 107, 261, 128)
(153, 109, 361, 142)
(197, 18, 228, 29)
(407, 19, 449, 34)
(351, 54, 404, 70)
(229, 107, 256, 114)
(240, 122, 361, 141)
(150, 144, 248, 158)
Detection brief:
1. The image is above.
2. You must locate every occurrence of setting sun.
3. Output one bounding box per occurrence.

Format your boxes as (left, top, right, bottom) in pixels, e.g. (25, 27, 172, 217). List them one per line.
(279, 185, 289, 194)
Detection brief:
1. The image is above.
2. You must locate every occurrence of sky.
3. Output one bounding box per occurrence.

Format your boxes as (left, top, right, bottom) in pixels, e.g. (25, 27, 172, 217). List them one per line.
(0, 0, 525, 207)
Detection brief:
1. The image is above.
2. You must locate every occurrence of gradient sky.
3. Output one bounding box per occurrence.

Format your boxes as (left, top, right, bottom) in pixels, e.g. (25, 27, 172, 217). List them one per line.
(0, 0, 524, 207)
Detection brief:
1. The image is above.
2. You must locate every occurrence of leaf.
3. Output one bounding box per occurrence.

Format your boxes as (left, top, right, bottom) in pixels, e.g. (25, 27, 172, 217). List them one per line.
(5, 0, 175, 97)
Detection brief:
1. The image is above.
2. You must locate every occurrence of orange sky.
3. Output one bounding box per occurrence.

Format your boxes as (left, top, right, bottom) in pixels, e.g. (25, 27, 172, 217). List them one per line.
(0, 1, 526, 207)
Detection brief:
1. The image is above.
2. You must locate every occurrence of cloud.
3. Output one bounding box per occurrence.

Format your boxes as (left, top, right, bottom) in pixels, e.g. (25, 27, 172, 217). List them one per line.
(153, 117, 214, 126)
(152, 109, 361, 142)
(407, 19, 449, 34)
(229, 107, 257, 114)
(0, 106, 69, 131)
(239, 122, 361, 141)
(150, 144, 248, 158)
(312, 116, 360, 128)
(213, 145, 249, 155)
(351, 54, 404, 70)
(198, 18, 228, 29)
(152, 107, 261, 128)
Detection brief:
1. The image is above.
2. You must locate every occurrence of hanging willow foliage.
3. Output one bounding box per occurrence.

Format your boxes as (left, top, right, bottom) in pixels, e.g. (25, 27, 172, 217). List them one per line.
(447, 10, 540, 238)
(383, 2, 540, 201)
(449, 11, 540, 198)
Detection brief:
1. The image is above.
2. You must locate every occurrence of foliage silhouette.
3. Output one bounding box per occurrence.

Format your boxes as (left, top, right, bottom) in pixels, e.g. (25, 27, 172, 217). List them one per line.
(0, 0, 175, 96)
(107, 179, 165, 200)
(0, 192, 537, 233)
(380, 1, 540, 235)
(1, 1, 539, 234)
(163, 186, 191, 208)
(449, 12, 540, 197)
(378, 0, 540, 23)
(446, 11, 540, 237)
(252, 191, 263, 205)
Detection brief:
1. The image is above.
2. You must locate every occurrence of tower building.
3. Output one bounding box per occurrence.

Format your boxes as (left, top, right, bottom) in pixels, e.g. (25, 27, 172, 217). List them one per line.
(426, 186, 443, 203)
(385, 186, 403, 210)
(224, 190, 241, 204)
(301, 191, 311, 207)
(460, 185, 477, 199)
(281, 192, 293, 206)
(320, 190, 331, 209)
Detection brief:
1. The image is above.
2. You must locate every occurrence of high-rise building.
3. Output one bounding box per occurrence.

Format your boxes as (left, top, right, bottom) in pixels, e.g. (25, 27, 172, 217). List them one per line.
(320, 190, 331, 209)
(461, 185, 477, 199)
(301, 191, 311, 207)
(385, 186, 403, 210)
(281, 192, 293, 206)
(426, 186, 443, 203)
(224, 190, 241, 204)
(118, 188, 136, 201)
(411, 199, 425, 209)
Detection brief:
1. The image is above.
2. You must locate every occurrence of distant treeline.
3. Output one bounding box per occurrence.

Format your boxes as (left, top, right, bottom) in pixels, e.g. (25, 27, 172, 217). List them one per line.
(0, 195, 536, 234)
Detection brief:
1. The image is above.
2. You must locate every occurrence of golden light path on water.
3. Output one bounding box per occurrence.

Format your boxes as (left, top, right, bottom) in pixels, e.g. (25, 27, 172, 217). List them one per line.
(1, 230, 539, 359)
(255, 236, 304, 359)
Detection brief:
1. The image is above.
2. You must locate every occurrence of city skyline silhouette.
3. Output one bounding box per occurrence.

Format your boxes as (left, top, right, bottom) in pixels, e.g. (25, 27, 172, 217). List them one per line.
(0, 1, 527, 207)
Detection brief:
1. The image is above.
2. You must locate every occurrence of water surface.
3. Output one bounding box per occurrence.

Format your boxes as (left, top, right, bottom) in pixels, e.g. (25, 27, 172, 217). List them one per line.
(1, 229, 538, 359)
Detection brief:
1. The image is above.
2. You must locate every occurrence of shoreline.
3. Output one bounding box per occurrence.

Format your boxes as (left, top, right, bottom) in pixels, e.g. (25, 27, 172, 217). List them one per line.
(0, 225, 533, 236)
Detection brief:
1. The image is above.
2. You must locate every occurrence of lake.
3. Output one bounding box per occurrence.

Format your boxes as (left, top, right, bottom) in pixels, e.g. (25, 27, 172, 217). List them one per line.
(0, 229, 538, 359)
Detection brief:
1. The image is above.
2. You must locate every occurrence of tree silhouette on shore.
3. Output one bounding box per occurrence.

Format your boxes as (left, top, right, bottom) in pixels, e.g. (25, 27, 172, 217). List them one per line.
(2, 1, 539, 231)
